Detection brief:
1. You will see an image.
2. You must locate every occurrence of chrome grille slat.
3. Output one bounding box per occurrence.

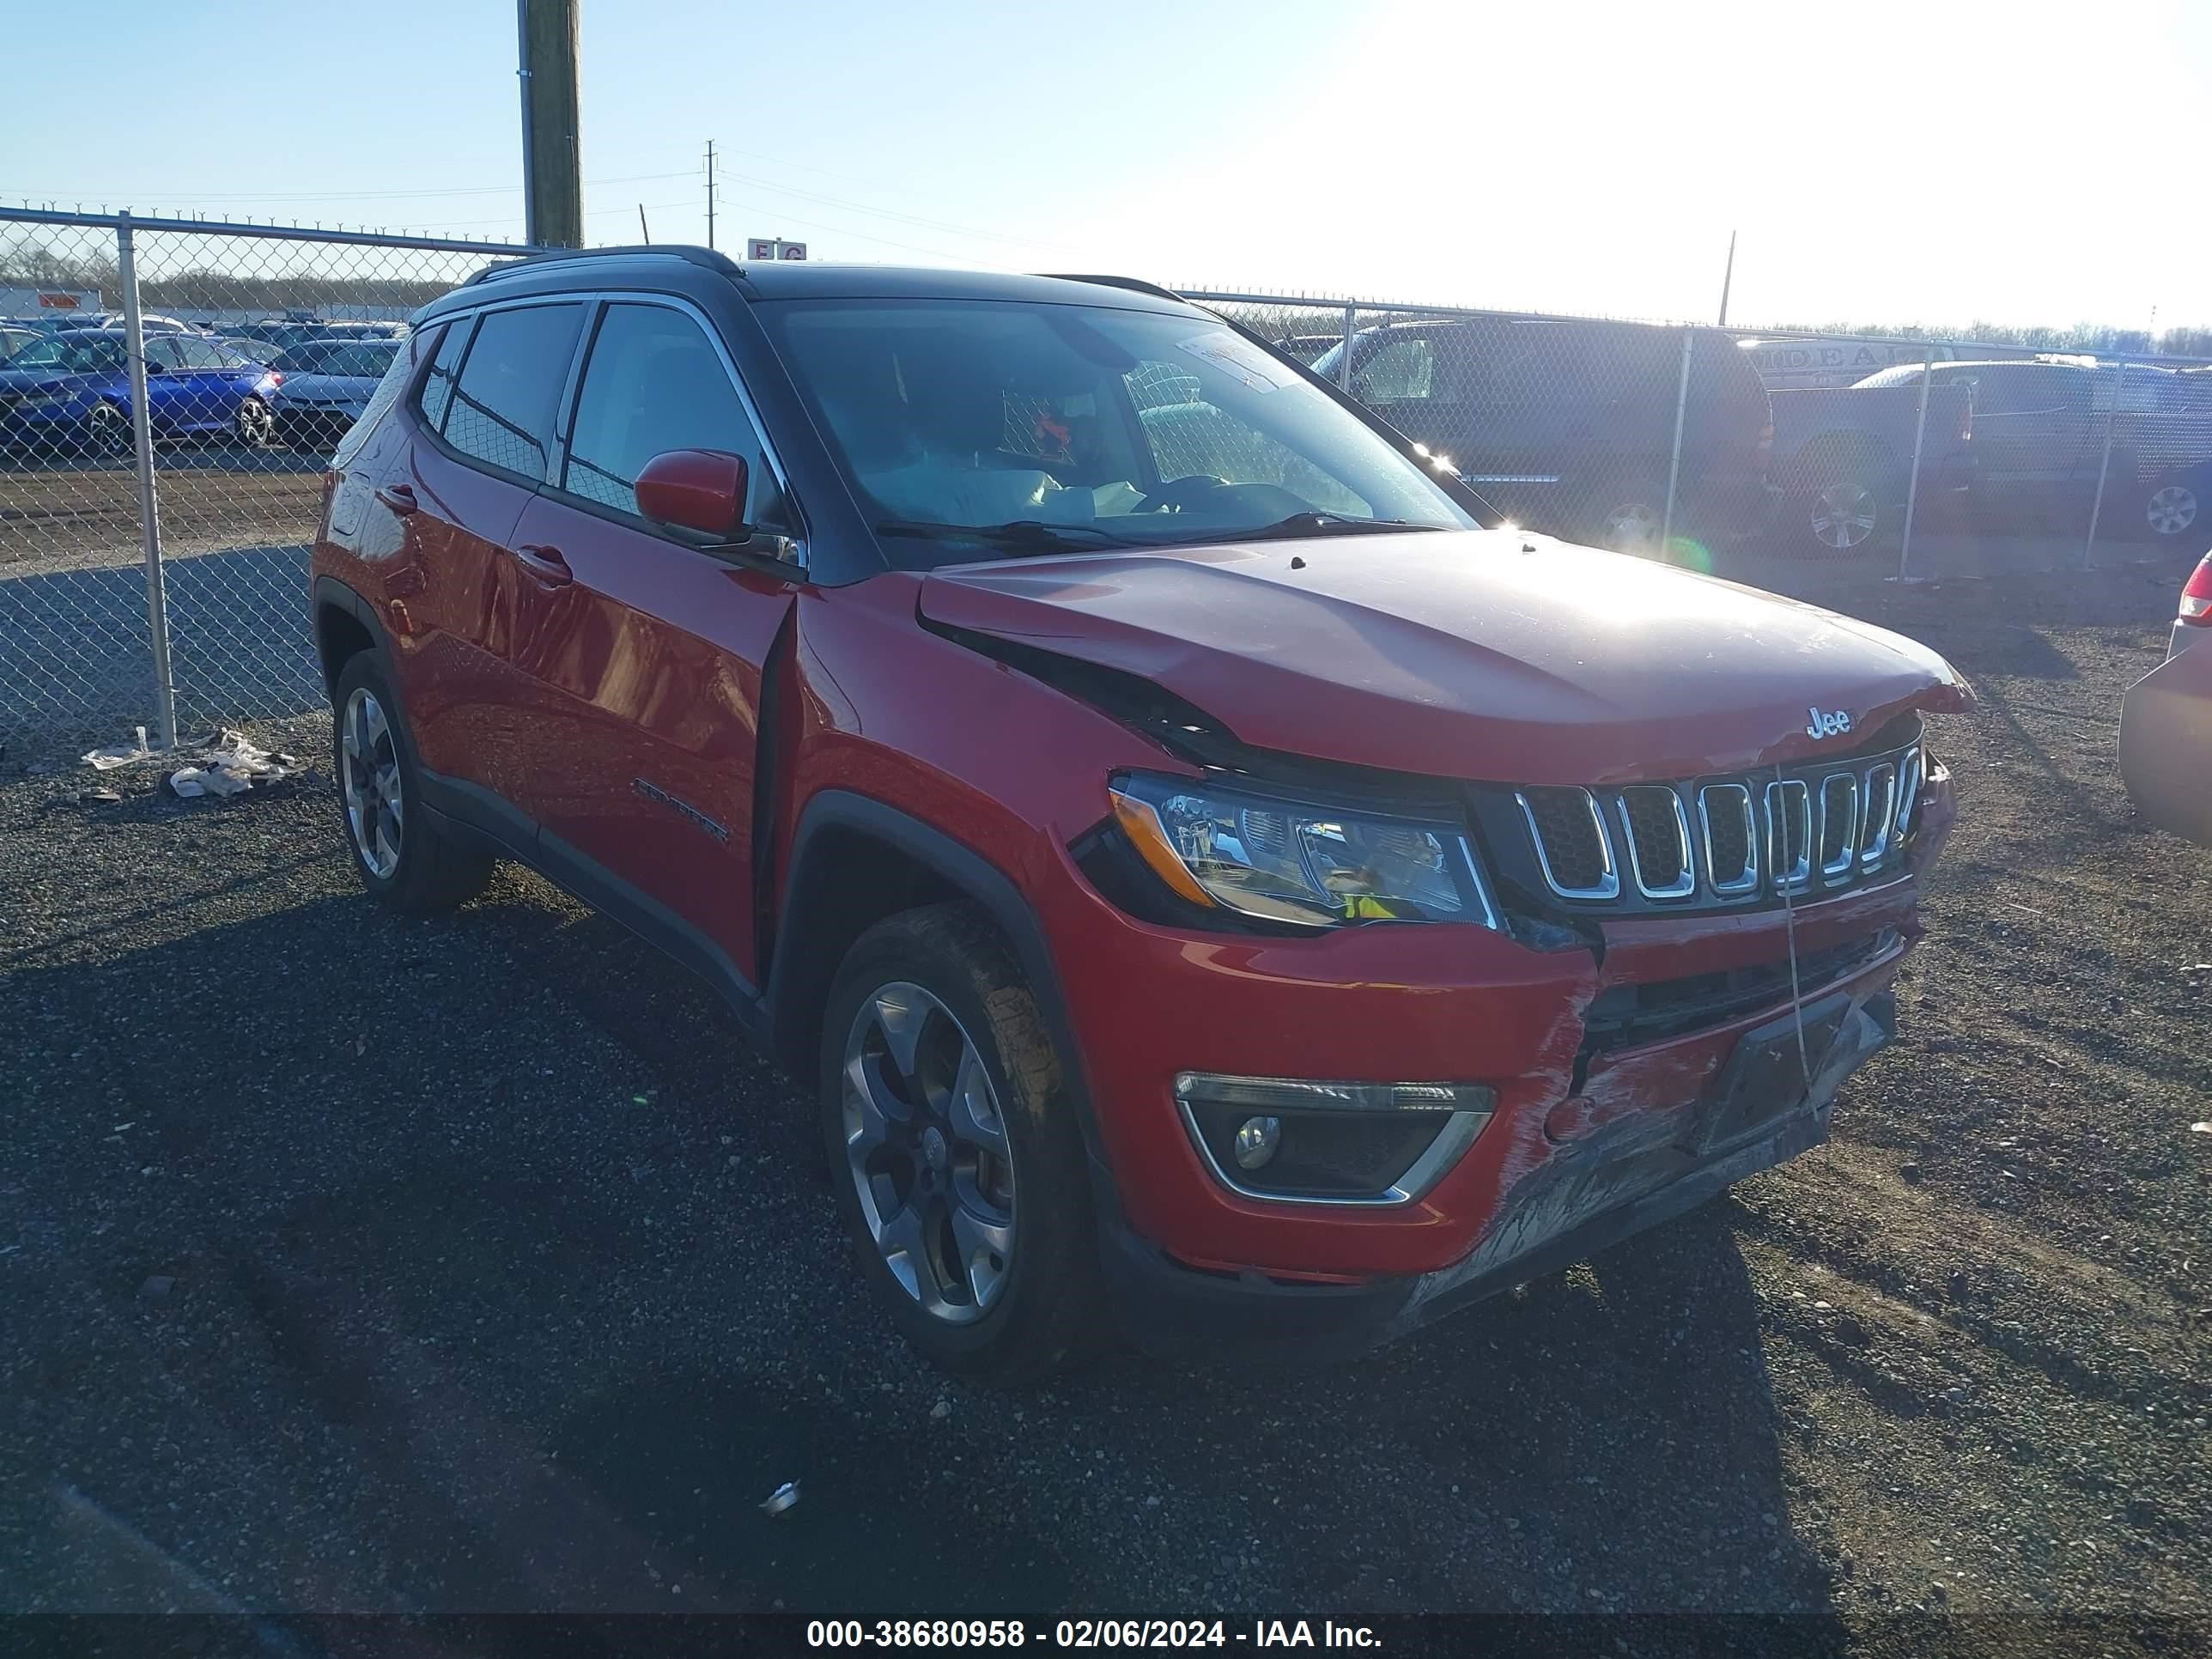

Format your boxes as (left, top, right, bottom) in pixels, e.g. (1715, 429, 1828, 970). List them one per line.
(1516, 787, 1620, 901)
(1698, 783, 1760, 896)
(1617, 787, 1696, 899)
(1818, 774, 1858, 878)
(1860, 763, 1897, 867)
(1894, 745, 1923, 838)
(1764, 779, 1813, 893)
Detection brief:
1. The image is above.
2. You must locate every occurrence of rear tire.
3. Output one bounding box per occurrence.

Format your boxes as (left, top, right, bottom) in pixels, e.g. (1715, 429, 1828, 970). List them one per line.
(1783, 441, 1897, 558)
(820, 902, 1103, 1384)
(2137, 471, 2204, 541)
(331, 650, 494, 912)
(234, 394, 274, 449)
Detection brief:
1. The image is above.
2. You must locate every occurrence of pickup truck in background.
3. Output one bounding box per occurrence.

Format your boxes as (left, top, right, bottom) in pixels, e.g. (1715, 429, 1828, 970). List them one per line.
(1311, 317, 1775, 555)
(1765, 380, 1976, 555)
(1859, 360, 2212, 544)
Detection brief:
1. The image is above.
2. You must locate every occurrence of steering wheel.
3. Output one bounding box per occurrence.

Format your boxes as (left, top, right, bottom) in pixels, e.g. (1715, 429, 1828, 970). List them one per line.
(1135, 474, 1232, 514)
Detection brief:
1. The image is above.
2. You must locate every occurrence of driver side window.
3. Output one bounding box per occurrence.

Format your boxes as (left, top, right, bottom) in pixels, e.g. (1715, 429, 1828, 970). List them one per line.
(1124, 359, 1365, 515)
(1351, 337, 1437, 403)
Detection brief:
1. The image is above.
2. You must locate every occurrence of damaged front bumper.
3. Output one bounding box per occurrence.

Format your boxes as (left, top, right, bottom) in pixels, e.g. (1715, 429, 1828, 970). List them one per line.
(1098, 973, 1900, 1364)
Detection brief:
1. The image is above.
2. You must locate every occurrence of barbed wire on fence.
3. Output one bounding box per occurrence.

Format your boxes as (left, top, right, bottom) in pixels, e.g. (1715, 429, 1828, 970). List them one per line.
(5, 207, 2210, 755)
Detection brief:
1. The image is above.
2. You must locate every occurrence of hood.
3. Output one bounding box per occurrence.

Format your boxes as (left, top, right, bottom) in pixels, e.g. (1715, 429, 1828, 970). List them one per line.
(916, 529, 1972, 787)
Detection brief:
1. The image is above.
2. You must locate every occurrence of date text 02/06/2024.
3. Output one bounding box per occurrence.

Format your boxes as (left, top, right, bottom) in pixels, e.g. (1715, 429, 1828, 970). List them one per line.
(804, 1619, 1383, 1648)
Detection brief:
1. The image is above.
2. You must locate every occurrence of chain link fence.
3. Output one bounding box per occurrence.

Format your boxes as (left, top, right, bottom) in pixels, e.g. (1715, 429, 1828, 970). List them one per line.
(6, 208, 2212, 755)
(1194, 292, 2212, 575)
(0, 208, 535, 754)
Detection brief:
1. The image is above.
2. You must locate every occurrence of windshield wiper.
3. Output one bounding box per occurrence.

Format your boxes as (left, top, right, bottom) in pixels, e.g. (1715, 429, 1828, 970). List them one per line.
(1234, 513, 1446, 542)
(873, 518, 1142, 556)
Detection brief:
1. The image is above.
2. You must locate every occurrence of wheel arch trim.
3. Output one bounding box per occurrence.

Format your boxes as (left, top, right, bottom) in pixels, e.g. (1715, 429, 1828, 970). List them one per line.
(769, 789, 1121, 1212)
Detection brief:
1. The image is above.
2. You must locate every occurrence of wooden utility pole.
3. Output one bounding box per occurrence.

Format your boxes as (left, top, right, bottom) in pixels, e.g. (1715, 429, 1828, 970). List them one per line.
(705, 140, 716, 250)
(518, 0, 583, 247)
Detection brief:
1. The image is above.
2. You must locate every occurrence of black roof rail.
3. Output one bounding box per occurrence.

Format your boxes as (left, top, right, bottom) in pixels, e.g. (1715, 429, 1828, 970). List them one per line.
(462, 244, 743, 288)
(1038, 273, 1186, 303)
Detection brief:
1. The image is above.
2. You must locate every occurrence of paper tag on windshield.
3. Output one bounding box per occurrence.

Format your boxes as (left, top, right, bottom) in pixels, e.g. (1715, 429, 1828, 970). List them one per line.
(1176, 330, 1301, 393)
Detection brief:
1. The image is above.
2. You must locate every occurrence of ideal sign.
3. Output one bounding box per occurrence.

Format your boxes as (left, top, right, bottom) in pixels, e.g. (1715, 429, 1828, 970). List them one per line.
(746, 237, 808, 262)
(1737, 336, 1958, 391)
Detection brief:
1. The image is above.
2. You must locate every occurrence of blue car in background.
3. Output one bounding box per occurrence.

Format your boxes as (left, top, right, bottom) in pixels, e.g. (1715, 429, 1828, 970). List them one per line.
(0, 330, 282, 458)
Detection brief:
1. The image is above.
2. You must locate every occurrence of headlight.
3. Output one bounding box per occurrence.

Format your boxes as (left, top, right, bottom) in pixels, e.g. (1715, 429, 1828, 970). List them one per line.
(1108, 771, 1498, 929)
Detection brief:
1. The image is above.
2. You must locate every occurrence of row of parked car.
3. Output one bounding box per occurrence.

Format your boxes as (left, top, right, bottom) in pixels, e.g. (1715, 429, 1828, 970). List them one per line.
(1282, 318, 2212, 556)
(0, 313, 406, 459)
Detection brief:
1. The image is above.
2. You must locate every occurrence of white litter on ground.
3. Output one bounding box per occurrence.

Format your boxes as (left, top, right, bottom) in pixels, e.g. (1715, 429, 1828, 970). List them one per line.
(760, 1481, 799, 1516)
(82, 727, 154, 771)
(167, 732, 289, 798)
(81, 726, 293, 798)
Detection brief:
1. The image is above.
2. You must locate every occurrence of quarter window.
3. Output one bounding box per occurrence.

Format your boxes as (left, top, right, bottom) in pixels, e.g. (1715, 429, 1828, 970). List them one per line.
(416, 318, 470, 429)
(563, 302, 784, 527)
(441, 302, 583, 477)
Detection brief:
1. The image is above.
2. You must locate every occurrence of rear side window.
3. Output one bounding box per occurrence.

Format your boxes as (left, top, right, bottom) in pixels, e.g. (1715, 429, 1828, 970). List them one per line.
(143, 337, 184, 370)
(176, 337, 228, 368)
(442, 302, 583, 477)
(562, 302, 786, 527)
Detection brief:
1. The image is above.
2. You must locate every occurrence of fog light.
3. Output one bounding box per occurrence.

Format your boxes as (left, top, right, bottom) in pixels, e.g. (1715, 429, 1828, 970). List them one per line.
(1233, 1115, 1281, 1170)
(1174, 1071, 1496, 1206)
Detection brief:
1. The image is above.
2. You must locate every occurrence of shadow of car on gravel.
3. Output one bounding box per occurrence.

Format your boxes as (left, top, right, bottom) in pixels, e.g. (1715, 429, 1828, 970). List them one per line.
(5, 885, 1843, 1634)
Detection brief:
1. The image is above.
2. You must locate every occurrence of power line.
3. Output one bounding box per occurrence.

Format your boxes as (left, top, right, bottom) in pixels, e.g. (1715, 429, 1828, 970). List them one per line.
(715, 167, 1073, 253)
(10, 168, 698, 205)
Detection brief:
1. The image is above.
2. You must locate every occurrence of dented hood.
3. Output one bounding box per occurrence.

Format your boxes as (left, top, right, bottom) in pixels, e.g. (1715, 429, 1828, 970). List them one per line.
(918, 529, 1971, 786)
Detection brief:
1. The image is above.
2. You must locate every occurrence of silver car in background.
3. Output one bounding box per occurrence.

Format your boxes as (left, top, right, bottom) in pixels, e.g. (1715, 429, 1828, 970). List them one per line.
(264, 337, 401, 451)
(2118, 550, 2212, 844)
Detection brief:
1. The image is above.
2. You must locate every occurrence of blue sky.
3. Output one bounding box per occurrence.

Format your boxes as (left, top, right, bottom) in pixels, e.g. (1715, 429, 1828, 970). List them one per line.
(4, 0, 2207, 331)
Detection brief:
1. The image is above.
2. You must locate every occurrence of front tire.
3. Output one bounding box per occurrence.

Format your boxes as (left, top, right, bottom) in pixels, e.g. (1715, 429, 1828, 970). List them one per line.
(331, 650, 493, 911)
(87, 401, 133, 459)
(821, 903, 1102, 1384)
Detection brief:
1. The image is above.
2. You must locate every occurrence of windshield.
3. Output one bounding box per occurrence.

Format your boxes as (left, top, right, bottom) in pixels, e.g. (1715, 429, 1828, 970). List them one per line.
(7, 334, 125, 374)
(758, 298, 1479, 564)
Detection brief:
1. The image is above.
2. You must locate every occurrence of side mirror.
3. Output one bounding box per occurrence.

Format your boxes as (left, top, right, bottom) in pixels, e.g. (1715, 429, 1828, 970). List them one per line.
(143, 360, 167, 375)
(635, 448, 748, 540)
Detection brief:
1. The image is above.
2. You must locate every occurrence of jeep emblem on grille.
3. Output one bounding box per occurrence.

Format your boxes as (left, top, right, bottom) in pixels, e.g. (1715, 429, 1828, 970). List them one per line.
(1804, 706, 1853, 740)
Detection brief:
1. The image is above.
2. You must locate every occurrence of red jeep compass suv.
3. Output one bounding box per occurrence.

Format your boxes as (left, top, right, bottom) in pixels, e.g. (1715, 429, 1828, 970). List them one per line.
(311, 249, 1966, 1381)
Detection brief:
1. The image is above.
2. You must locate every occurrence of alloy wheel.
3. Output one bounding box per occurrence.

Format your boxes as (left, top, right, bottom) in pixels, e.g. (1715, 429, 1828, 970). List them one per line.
(2147, 484, 2199, 538)
(840, 981, 1017, 1324)
(340, 686, 404, 879)
(1602, 501, 1662, 554)
(235, 395, 274, 447)
(1811, 480, 1879, 550)
(88, 403, 131, 457)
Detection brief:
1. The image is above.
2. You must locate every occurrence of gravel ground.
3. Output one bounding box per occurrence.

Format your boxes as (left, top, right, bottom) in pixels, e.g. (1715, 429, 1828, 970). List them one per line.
(2, 550, 2207, 1656)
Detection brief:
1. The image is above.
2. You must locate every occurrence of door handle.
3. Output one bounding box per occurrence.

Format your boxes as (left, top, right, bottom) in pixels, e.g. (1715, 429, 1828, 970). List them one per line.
(515, 543, 574, 587)
(374, 482, 417, 514)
